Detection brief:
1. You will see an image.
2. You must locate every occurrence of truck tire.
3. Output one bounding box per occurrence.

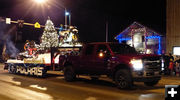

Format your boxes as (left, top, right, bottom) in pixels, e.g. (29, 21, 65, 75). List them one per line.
(64, 65, 76, 82)
(115, 69, 133, 89)
(144, 80, 159, 86)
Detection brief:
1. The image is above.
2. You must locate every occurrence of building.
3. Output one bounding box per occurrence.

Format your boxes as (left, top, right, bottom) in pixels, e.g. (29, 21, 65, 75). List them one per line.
(166, 0, 180, 55)
(115, 22, 164, 55)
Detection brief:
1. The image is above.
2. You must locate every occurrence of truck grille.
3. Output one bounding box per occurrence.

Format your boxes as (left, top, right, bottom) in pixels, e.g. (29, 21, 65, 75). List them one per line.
(143, 57, 161, 72)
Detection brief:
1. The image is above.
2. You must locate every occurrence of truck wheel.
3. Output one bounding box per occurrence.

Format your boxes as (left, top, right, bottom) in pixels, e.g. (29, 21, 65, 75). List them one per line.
(144, 80, 159, 86)
(115, 69, 133, 89)
(64, 65, 76, 82)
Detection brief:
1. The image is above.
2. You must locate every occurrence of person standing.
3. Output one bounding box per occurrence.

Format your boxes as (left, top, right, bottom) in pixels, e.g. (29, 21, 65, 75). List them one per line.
(175, 56, 180, 76)
(24, 40, 30, 51)
(168, 53, 174, 75)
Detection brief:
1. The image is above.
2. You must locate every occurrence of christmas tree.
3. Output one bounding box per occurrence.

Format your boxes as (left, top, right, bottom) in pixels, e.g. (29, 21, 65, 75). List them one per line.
(40, 17, 59, 50)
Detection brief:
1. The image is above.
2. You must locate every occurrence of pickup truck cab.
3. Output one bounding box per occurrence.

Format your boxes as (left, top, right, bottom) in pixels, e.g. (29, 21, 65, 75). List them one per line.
(61, 42, 162, 89)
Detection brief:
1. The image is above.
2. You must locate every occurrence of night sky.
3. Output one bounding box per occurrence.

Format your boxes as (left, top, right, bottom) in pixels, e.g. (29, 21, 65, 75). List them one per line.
(0, 0, 166, 43)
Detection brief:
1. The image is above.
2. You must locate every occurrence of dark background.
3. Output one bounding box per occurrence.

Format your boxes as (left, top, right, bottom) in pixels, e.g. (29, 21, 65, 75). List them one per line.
(0, 0, 166, 42)
(0, 0, 166, 56)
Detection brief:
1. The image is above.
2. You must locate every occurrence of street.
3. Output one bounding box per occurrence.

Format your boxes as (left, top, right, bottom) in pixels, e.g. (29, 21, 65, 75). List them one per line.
(0, 64, 179, 100)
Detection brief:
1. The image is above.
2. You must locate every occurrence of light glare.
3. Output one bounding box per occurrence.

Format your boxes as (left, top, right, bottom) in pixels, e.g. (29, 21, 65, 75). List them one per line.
(65, 12, 70, 16)
(34, 0, 47, 3)
(130, 59, 143, 70)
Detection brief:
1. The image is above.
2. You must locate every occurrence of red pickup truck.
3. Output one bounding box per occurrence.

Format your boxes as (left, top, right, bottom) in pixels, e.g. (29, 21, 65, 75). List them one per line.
(60, 42, 162, 89)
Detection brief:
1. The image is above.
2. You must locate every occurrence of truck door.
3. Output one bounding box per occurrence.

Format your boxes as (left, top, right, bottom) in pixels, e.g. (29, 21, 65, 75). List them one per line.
(92, 44, 111, 74)
(79, 44, 95, 74)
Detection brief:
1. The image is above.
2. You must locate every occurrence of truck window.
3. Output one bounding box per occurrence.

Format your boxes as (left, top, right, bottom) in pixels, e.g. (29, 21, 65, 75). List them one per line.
(85, 45, 94, 55)
(109, 44, 137, 54)
(96, 45, 110, 54)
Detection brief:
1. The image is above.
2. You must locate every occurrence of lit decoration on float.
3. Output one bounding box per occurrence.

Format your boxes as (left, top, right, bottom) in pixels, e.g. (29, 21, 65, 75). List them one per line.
(59, 25, 82, 47)
(39, 17, 59, 50)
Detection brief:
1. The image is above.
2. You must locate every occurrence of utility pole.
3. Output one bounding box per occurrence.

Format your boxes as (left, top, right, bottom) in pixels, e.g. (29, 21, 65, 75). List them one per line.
(69, 14, 71, 26)
(65, 8, 67, 26)
(106, 20, 108, 42)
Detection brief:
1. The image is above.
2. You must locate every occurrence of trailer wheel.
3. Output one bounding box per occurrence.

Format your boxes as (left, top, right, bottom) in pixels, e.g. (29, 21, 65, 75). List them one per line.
(8, 65, 16, 73)
(144, 80, 159, 86)
(64, 65, 76, 82)
(41, 68, 47, 78)
(8, 65, 11, 73)
(114, 69, 133, 89)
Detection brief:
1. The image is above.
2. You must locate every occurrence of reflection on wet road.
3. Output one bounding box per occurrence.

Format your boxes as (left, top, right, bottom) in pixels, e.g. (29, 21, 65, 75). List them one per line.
(0, 64, 179, 100)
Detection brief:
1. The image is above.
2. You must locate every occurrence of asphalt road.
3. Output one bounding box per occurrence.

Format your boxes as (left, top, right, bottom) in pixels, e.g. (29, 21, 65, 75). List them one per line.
(0, 64, 180, 100)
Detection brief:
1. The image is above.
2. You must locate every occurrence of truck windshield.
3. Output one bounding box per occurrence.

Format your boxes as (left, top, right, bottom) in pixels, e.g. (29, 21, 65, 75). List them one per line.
(109, 44, 137, 54)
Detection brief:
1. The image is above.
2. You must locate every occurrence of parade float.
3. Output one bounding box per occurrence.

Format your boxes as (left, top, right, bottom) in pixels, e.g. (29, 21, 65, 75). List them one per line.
(4, 17, 82, 77)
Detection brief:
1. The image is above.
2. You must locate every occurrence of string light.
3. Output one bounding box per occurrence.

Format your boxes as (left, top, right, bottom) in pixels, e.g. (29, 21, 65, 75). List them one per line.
(40, 18, 59, 50)
(117, 36, 162, 55)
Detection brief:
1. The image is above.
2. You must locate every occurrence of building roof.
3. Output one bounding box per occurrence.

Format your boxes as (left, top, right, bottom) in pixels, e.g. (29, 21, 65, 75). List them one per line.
(115, 22, 162, 40)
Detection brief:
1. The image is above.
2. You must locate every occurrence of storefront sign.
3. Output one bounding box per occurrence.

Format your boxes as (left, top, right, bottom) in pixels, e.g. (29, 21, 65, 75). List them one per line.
(173, 47, 180, 55)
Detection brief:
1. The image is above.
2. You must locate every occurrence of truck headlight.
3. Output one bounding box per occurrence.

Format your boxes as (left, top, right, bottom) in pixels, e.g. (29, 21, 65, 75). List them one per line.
(130, 59, 143, 71)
